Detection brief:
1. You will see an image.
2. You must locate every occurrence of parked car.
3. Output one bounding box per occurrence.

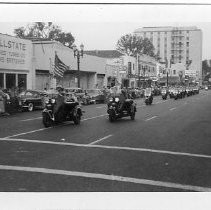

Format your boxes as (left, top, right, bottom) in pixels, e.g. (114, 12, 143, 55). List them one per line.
(64, 87, 85, 100)
(85, 89, 105, 103)
(19, 90, 48, 111)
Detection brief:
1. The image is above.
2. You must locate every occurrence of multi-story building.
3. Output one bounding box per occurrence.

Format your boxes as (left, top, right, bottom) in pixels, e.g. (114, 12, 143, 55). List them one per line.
(134, 26, 202, 84)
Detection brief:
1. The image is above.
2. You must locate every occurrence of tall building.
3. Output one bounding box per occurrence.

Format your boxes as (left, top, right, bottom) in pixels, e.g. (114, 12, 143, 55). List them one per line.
(134, 26, 202, 84)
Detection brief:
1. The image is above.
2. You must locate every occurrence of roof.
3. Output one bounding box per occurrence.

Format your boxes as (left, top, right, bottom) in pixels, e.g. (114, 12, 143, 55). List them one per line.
(84, 50, 124, 58)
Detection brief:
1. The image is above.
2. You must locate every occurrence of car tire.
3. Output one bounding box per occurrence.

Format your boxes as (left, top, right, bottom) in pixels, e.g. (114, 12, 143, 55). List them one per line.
(28, 103, 34, 112)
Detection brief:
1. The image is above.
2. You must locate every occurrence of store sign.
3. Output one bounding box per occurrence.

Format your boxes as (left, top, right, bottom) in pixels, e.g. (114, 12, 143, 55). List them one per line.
(0, 34, 32, 70)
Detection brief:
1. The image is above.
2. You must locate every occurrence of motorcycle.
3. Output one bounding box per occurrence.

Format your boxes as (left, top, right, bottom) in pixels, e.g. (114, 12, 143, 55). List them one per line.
(107, 96, 136, 122)
(42, 96, 83, 127)
(161, 89, 168, 100)
(144, 88, 153, 105)
(172, 89, 180, 100)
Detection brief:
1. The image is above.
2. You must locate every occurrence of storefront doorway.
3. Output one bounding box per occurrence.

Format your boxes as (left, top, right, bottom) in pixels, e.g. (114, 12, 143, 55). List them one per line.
(6, 74, 16, 89)
(0, 73, 3, 89)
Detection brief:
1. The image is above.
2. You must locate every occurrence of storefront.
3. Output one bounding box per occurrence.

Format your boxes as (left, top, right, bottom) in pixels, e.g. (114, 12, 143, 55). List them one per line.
(0, 33, 33, 90)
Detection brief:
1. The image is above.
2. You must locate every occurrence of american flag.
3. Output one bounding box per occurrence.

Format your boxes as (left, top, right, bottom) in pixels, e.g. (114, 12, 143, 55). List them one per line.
(54, 54, 69, 77)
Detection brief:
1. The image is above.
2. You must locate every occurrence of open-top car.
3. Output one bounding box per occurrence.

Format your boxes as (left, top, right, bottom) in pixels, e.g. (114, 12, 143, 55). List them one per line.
(19, 90, 48, 111)
(85, 89, 105, 104)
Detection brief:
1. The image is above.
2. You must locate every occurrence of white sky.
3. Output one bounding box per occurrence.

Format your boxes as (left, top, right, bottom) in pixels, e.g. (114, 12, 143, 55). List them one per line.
(1, 4, 211, 59)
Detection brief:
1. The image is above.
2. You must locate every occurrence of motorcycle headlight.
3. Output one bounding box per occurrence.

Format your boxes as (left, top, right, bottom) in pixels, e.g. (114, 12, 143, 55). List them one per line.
(51, 99, 56, 104)
(115, 98, 119, 102)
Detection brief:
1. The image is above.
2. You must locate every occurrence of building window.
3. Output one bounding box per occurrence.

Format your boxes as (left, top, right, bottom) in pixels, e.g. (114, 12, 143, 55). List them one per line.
(173, 70, 176, 75)
(186, 42, 189, 47)
(186, 36, 189, 40)
(133, 63, 135, 70)
(143, 32, 146, 38)
(179, 42, 182, 47)
(179, 31, 182, 34)
(187, 30, 189, 34)
(165, 32, 167, 35)
(128, 62, 132, 75)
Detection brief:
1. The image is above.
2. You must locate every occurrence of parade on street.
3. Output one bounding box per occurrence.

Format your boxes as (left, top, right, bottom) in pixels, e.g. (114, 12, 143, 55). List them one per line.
(0, 88, 210, 192)
(1, 2, 211, 195)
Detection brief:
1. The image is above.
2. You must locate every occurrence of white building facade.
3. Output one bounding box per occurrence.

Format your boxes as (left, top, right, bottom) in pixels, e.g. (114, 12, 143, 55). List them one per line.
(0, 33, 33, 90)
(134, 26, 202, 84)
(33, 41, 107, 90)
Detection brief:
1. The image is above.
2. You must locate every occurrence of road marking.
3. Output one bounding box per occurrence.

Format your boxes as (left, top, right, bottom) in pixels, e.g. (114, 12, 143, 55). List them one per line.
(21, 117, 42, 122)
(1, 137, 211, 160)
(0, 165, 210, 192)
(89, 134, 113, 145)
(170, 107, 176, 111)
(96, 106, 105, 109)
(81, 114, 107, 121)
(145, 116, 157, 121)
(4, 114, 108, 139)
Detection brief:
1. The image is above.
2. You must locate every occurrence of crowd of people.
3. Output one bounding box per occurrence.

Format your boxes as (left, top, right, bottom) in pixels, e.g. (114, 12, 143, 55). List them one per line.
(0, 87, 23, 116)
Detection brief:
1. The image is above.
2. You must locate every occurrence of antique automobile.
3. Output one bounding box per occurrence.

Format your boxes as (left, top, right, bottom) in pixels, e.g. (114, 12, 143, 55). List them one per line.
(19, 90, 48, 112)
(42, 92, 83, 127)
(85, 89, 105, 104)
(107, 96, 136, 122)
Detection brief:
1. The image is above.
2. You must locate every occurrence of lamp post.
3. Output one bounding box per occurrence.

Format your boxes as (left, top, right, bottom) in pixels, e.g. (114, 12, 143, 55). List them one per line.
(142, 65, 146, 88)
(72, 43, 84, 88)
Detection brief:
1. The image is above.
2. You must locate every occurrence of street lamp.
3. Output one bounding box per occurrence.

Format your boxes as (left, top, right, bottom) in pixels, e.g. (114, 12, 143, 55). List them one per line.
(72, 43, 84, 88)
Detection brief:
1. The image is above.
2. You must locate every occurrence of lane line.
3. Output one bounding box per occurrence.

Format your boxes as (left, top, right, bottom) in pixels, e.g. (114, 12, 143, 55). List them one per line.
(0, 165, 210, 192)
(96, 106, 105, 109)
(81, 114, 107, 121)
(21, 117, 42, 122)
(89, 134, 113, 145)
(170, 107, 177, 111)
(145, 116, 157, 121)
(4, 114, 108, 139)
(1, 137, 211, 159)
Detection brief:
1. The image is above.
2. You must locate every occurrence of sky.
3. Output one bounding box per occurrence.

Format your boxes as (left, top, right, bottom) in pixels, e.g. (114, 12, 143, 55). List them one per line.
(0, 4, 211, 60)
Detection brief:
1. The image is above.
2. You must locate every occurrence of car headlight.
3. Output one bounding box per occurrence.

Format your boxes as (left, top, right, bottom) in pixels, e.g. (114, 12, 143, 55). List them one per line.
(109, 98, 113, 102)
(115, 98, 119, 102)
(51, 99, 56, 104)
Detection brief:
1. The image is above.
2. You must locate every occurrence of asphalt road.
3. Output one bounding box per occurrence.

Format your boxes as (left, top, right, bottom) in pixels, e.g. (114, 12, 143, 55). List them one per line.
(0, 90, 211, 191)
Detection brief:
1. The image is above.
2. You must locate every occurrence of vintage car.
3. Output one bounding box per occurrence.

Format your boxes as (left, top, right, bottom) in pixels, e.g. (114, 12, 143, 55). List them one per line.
(64, 87, 85, 100)
(85, 89, 105, 104)
(19, 90, 48, 111)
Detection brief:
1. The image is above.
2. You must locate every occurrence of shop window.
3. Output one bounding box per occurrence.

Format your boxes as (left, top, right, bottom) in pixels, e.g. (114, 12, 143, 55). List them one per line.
(18, 74, 27, 90)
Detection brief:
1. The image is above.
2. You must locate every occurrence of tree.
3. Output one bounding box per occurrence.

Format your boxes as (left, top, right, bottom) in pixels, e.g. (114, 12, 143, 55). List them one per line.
(14, 22, 75, 48)
(116, 33, 155, 57)
(202, 60, 211, 80)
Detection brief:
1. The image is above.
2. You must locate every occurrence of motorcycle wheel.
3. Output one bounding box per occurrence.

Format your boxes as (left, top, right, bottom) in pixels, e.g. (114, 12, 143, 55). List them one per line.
(73, 113, 81, 125)
(108, 110, 115, 122)
(42, 113, 52, 128)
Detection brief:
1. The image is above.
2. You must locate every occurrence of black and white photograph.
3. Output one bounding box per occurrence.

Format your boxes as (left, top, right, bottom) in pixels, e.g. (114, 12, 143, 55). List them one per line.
(0, 0, 211, 209)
